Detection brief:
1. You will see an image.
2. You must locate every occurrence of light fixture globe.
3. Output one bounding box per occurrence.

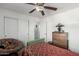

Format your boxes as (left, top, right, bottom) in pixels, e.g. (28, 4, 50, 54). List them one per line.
(35, 6, 44, 11)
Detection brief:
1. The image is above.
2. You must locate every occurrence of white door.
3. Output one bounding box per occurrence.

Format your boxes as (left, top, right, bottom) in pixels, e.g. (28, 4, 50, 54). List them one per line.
(0, 17, 4, 39)
(4, 17, 18, 39)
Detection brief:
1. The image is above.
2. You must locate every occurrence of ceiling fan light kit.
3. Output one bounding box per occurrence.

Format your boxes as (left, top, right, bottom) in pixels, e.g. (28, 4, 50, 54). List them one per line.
(35, 6, 44, 12)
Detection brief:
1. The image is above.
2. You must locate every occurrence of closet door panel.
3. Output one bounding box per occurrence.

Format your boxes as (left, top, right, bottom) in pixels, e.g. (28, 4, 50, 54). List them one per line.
(5, 17, 18, 39)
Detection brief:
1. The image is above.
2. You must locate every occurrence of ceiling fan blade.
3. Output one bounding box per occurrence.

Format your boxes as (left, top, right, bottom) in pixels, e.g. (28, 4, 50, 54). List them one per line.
(40, 11, 45, 16)
(37, 3, 45, 6)
(44, 6, 57, 11)
(27, 3, 35, 5)
(29, 8, 36, 13)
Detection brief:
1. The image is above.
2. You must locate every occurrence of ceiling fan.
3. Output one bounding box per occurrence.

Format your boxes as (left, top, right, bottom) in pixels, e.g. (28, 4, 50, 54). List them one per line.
(27, 3, 57, 16)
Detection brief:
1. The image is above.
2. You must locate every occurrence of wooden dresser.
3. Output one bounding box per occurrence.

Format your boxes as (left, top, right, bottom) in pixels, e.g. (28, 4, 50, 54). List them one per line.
(52, 32, 68, 49)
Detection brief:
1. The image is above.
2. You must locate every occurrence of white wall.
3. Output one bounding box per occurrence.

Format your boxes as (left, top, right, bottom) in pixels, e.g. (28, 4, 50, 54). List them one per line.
(40, 8, 79, 53)
(0, 8, 39, 45)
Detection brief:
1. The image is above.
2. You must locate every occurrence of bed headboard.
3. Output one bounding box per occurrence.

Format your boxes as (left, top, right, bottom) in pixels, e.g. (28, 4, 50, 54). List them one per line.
(27, 39, 45, 46)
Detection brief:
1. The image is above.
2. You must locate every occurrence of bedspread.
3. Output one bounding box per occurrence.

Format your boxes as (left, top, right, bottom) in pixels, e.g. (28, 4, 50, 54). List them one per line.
(19, 43, 79, 56)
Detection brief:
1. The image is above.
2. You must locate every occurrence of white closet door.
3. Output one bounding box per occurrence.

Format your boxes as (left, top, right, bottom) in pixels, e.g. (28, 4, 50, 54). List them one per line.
(0, 17, 4, 38)
(4, 17, 18, 39)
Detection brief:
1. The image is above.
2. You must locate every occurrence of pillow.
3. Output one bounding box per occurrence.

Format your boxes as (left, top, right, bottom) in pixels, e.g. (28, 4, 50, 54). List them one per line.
(2, 41, 16, 49)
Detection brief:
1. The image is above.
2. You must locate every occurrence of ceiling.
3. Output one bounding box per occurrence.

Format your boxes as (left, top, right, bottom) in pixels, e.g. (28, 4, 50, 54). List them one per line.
(0, 3, 79, 18)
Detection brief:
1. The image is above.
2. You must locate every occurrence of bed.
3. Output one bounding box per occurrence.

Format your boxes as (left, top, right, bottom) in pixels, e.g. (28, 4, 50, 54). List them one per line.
(18, 42, 79, 56)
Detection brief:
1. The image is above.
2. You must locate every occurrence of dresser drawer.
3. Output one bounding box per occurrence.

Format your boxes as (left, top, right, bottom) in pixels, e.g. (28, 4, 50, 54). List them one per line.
(53, 33, 67, 40)
(53, 40, 68, 49)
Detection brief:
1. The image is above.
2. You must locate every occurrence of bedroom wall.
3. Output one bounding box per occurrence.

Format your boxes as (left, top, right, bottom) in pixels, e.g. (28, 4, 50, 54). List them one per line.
(0, 8, 39, 45)
(39, 8, 79, 53)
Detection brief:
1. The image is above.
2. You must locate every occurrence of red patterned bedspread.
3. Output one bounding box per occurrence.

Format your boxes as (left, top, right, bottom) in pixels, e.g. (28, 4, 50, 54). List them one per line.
(19, 43, 79, 56)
